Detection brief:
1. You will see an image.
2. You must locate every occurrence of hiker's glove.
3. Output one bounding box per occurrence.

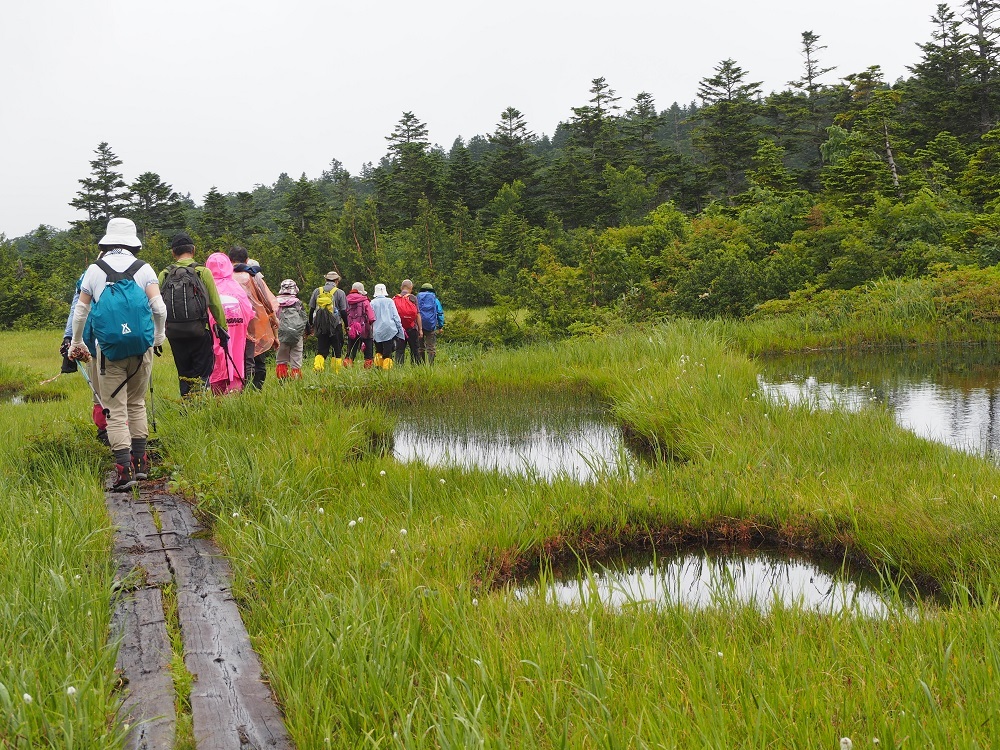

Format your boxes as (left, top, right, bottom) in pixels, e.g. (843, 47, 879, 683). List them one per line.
(68, 341, 91, 362)
(153, 345, 163, 357)
(59, 336, 71, 358)
(215, 324, 230, 346)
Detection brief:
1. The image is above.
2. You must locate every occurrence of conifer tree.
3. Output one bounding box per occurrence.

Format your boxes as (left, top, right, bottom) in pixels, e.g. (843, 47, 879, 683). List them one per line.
(692, 59, 764, 197)
(128, 172, 185, 238)
(70, 142, 129, 237)
(200, 187, 232, 239)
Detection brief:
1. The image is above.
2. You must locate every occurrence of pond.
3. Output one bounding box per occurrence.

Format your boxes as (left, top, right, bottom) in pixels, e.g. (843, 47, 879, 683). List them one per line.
(393, 392, 632, 481)
(515, 546, 920, 617)
(759, 346, 1000, 458)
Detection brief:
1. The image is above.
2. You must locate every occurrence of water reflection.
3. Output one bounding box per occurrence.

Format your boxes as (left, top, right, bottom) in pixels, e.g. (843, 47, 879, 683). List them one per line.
(393, 394, 630, 481)
(759, 346, 1000, 457)
(516, 547, 912, 617)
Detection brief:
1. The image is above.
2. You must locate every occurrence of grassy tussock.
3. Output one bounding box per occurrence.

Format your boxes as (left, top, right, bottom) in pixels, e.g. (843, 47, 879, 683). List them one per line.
(155, 321, 1000, 747)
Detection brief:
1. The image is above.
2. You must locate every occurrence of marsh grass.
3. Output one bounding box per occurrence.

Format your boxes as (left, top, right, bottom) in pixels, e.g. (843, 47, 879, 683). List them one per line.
(0, 332, 125, 748)
(148, 320, 1000, 747)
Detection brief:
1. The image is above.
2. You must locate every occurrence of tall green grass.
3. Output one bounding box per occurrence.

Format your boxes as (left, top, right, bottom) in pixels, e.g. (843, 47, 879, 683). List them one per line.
(0, 332, 125, 748)
(155, 320, 1000, 747)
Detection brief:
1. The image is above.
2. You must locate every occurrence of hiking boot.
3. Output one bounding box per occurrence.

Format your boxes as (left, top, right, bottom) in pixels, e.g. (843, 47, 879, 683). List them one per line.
(342, 357, 353, 368)
(381, 357, 393, 370)
(374, 353, 384, 367)
(332, 357, 342, 372)
(313, 354, 325, 372)
(363, 359, 374, 369)
(132, 453, 150, 480)
(111, 462, 138, 491)
(276, 363, 289, 379)
(291, 368, 303, 379)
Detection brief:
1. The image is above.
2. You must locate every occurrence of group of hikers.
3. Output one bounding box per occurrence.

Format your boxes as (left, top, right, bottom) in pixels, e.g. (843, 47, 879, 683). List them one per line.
(61, 217, 445, 491)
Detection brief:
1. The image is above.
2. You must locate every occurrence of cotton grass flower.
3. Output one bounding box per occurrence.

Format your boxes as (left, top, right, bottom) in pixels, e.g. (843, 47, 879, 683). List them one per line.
(439, 478, 446, 484)
(400, 528, 407, 536)
(472, 598, 479, 606)
(348, 520, 356, 528)
(840, 739, 853, 750)
(66, 686, 76, 697)
(22, 693, 32, 704)
(390, 549, 396, 555)
(317, 507, 325, 515)
(357, 516, 364, 524)
(380, 470, 386, 476)
(232, 512, 239, 518)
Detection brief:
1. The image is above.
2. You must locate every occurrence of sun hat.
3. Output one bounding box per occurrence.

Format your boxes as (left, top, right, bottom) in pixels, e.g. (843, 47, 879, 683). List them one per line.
(373, 283, 389, 298)
(279, 279, 299, 296)
(420, 282, 434, 292)
(324, 270, 341, 282)
(170, 232, 195, 252)
(98, 217, 142, 248)
(351, 281, 366, 294)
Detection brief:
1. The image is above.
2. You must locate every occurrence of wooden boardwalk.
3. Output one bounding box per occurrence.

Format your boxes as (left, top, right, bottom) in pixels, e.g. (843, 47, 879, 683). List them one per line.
(108, 483, 293, 750)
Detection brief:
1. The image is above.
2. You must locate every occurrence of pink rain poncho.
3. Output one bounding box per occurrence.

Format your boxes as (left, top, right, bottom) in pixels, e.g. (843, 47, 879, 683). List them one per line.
(206, 252, 254, 394)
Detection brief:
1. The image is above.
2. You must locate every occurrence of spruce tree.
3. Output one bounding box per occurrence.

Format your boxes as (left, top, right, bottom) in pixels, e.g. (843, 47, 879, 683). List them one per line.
(128, 172, 185, 238)
(692, 59, 764, 197)
(70, 142, 129, 238)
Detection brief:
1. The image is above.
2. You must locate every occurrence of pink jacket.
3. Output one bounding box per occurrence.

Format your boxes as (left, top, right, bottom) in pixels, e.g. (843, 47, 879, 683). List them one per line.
(206, 253, 255, 391)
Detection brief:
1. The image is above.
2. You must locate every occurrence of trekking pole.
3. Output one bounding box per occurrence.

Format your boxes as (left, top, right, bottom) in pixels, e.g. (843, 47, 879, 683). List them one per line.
(77, 360, 109, 420)
(149, 344, 161, 433)
(219, 336, 246, 387)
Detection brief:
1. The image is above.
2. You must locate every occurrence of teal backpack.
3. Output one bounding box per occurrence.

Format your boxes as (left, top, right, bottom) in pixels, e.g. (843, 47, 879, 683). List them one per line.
(88, 258, 154, 361)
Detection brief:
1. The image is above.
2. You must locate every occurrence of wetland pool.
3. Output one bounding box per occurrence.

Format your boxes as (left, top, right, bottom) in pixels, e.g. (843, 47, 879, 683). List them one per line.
(393, 393, 632, 482)
(514, 546, 923, 617)
(759, 346, 1000, 458)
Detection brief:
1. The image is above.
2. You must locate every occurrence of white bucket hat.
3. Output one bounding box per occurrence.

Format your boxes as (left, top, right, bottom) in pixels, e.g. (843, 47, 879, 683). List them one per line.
(98, 217, 142, 248)
(373, 283, 388, 298)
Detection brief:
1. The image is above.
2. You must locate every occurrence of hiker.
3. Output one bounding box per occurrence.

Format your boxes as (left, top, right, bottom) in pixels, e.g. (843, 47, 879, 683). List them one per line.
(416, 283, 444, 365)
(67, 218, 166, 490)
(229, 246, 278, 390)
(275, 279, 307, 379)
(206, 253, 254, 394)
(371, 283, 405, 370)
(344, 282, 376, 368)
(157, 233, 229, 397)
(61, 265, 109, 444)
(307, 270, 347, 372)
(392, 279, 422, 365)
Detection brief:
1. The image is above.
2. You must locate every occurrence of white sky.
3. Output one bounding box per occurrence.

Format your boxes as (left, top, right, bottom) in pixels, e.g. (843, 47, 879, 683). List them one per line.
(1, 0, 940, 238)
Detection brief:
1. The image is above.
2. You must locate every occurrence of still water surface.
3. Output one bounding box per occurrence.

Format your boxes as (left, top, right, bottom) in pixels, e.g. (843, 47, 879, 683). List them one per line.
(759, 346, 1000, 458)
(516, 547, 914, 617)
(393, 393, 630, 481)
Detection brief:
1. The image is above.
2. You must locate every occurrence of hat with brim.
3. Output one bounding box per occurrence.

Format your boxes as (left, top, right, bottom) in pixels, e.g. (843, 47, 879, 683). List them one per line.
(98, 218, 142, 248)
(420, 282, 434, 292)
(325, 271, 340, 282)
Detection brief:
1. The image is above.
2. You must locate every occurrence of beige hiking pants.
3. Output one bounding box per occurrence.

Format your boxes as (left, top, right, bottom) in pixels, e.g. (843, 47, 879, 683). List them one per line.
(98, 349, 152, 451)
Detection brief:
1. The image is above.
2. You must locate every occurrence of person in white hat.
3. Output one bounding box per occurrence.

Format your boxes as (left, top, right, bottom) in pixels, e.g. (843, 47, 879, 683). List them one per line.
(68, 218, 167, 490)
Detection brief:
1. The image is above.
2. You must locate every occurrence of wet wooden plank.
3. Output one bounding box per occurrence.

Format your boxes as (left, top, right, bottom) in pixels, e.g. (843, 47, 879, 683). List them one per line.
(106, 491, 172, 586)
(151, 492, 293, 750)
(112, 587, 176, 750)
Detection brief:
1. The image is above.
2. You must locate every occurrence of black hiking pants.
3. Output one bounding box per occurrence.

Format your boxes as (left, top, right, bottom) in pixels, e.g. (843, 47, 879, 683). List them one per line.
(168, 330, 214, 397)
(346, 335, 373, 362)
(395, 327, 420, 364)
(316, 328, 344, 359)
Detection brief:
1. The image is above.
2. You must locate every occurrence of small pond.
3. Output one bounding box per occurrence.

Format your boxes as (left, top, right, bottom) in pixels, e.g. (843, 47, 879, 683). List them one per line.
(393, 392, 632, 481)
(515, 546, 920, 617)
(759, 346, 1000, 458)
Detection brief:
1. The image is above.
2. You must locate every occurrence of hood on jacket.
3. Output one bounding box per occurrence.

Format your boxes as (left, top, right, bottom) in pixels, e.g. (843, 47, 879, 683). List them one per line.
(206, 252, 234, 280)
(347, 290, 369, 303)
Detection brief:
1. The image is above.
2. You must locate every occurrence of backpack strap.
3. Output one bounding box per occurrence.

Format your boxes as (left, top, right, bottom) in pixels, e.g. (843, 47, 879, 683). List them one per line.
(97, 258, 145, 284)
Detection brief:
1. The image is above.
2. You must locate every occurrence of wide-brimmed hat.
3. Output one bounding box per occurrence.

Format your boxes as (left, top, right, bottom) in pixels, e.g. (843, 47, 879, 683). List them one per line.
(99, 218, 141, 248)
(420, 282, 434, 292)
(325, 270, 340, 282)
(279, 279, 299, 295)
(373, 283, 388, 298)
(351, 281, 366, 294)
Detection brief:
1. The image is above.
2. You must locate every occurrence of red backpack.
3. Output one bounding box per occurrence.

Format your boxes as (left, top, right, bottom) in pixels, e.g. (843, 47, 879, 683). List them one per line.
(394, 294, 418, 329)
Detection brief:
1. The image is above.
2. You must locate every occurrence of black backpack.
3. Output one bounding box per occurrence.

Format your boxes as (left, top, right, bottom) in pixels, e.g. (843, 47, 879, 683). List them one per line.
(162, 264, 210, 338)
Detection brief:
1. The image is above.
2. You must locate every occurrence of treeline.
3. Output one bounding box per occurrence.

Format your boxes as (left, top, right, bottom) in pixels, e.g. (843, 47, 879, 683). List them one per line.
(6, 1, 1000, 337)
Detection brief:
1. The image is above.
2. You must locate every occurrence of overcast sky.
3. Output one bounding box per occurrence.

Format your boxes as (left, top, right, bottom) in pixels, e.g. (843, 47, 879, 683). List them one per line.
(1, 0, 940, 238)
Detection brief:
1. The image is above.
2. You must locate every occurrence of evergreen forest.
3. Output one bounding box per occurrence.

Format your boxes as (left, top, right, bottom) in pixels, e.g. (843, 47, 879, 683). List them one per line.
(5, 1, 1000, 340)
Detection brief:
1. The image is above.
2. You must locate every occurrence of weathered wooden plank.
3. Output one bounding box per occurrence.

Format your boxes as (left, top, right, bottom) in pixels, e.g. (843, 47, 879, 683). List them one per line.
(106, 491, 172, 585)
(112, 581, 177, 749)
(151, 492, 293, 750)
